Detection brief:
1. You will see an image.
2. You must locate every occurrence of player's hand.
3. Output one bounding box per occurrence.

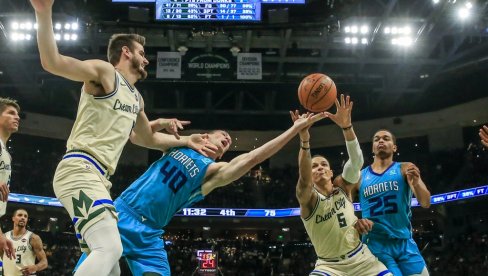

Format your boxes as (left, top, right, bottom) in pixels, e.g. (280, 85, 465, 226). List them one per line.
(405, 163, 421, 187)
(290, 110, 327, 132)
(324, 94, 353, 129)
(30, 0, 55, 13)
(21, 265, 37, 276)
(151, 118, 191, 140)
(0, 235, 14, 260)
(479, 125, 488, 148)
(290, 110, 311, 140)
(0, 182, 9, 202)
(354, 218, 374, 235)
(188, 134, 218, 157)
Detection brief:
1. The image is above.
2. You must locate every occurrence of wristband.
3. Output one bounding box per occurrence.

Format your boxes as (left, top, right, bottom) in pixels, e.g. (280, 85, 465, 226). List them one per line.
(301, 146, 310, 150)
(342, 125, 353, 131)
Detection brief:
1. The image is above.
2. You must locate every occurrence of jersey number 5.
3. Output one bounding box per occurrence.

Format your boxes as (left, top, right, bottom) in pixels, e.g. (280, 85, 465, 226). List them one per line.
(368, 195, 398, 216)
(160, 161, 188, 193)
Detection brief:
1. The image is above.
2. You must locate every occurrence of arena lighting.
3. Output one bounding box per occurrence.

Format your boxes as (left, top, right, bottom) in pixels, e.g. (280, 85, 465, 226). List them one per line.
(344, 24, 370, 34)
(9, 20, 80, 42)
(432, 0, 440, 4)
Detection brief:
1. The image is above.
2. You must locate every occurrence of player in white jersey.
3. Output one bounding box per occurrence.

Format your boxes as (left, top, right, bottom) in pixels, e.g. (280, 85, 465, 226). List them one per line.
(0, 97, 19, 261)
(30, 1, 216, 275)
(2, 209, 47, 276)
(293, 95, 391, 276)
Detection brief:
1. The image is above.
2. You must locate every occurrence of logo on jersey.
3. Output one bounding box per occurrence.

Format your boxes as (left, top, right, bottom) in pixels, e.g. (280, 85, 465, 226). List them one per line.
(390, 169, 397, 175)
(16, 245, 27, 253)
(0, 161, 11, 171)
(362, 181, 399, 198)
(316, 197, 346, 224)
(113, 99, 139, 114)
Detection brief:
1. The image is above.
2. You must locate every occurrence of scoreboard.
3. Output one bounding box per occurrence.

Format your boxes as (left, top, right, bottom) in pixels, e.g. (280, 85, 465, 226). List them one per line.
(156, 0, 261, 21)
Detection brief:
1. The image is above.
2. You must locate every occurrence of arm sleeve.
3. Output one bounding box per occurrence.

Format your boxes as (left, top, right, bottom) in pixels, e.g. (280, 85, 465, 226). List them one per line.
(342, 138, 364, 184)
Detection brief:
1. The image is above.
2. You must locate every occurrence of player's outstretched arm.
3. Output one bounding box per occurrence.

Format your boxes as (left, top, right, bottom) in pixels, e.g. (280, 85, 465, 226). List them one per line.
(480, 125, 488, 148)
(202, 112, 326, 195)
(130, 108, 217, 155)
(292, 111, 317, 216)
(326, 94, 363, 186)
(403, 162, 431, 208)
(31, 0, 113, 87)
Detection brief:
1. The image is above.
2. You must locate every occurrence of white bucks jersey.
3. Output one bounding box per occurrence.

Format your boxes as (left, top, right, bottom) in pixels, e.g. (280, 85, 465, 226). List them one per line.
(0, 140, 12, 216)
(66, 70, 141, 175)
(302, 187, 360, 259)
(3, 231, 36, 276)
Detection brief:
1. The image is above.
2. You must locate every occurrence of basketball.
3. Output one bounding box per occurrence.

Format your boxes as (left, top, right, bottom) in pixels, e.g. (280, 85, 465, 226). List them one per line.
(298, 73, 337, 112)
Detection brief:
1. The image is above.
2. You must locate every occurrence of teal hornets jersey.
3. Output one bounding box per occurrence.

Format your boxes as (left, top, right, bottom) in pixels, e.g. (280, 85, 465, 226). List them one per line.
(119, 147, 214, 228)
(358, 162, 413, 239)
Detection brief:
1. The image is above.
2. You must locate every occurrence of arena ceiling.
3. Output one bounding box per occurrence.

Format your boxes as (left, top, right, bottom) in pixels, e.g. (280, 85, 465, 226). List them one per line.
(1, 0, 488, 130)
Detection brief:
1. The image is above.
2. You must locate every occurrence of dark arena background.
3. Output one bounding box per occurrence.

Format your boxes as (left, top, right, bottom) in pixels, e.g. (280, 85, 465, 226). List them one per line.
(1, 0, 488, 275)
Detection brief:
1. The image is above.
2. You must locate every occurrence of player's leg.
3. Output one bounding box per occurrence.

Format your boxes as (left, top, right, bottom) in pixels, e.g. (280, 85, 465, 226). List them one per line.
(54, 158, 122, 275)
(117, 199, 169, 276)
(349, 245, 392, 276)
(74, 211, 123, 276)
(364, 238, 402, 276)
(397, 238, 429, 276)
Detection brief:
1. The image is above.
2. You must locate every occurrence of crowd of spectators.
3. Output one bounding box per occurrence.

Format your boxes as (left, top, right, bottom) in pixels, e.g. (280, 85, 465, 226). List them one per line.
(7, 131, 488, 208)
(12, 226, 484, 275)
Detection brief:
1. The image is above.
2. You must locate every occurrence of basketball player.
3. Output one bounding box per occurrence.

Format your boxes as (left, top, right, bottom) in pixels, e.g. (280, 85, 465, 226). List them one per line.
(1, 209, 47, 276)
(480, 125, 488, 148)
(0, 98, 20, 260)
(356, 129, 431, 276)
(30, 1, 215, 275)
(294, 95, 391, 276)
(75, 112, 327, 275)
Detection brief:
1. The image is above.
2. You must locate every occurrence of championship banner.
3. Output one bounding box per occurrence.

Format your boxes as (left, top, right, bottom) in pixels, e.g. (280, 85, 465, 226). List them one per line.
(156, 52, 181, 79)
(237, 53, 262, 80)
(184, 52, 234, 80)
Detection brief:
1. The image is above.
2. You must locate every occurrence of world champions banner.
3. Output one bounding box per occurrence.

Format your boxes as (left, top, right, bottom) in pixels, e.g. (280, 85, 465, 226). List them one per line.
(184, 52, 234, 80)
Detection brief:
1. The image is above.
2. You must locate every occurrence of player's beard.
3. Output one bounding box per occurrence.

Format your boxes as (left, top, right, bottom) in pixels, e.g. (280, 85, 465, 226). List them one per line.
(131, 56, 148, 81)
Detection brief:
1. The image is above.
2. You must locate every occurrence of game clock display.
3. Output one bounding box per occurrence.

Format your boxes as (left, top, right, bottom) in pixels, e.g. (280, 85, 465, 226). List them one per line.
(156, 0, 262, 21)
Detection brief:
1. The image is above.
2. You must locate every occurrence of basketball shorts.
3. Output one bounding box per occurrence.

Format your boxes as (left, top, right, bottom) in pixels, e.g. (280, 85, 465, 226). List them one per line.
(364, 237, 428, 276)
(53, 156, 116, 253)
(116, 198, 170, 276)
(311, 244, 391, 276)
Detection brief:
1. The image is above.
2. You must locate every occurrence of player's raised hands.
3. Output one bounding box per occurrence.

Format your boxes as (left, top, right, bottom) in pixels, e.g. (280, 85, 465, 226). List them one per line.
(187, 133, 218, 157)
(289, 110, 327, 132)
(324, 94, 353, 129)
(479, 125, 488, 148)
(30, 0, 55, 13)
(150, 118, 191, 140)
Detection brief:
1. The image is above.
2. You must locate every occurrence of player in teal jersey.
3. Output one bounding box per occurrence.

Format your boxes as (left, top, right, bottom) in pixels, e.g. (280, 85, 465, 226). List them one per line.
(356, 130, 431, 276)
(75, 112, 327, 275)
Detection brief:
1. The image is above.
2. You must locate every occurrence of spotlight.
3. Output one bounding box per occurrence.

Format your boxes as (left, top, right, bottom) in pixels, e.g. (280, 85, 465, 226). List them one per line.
(457, 8, 470, 20)
(71, 22, 79, 30)
(360, 25, 369, 34)
(344, 37, 351, 44)
(11, 22, 19, 30)
(54, 23, 62, 30)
